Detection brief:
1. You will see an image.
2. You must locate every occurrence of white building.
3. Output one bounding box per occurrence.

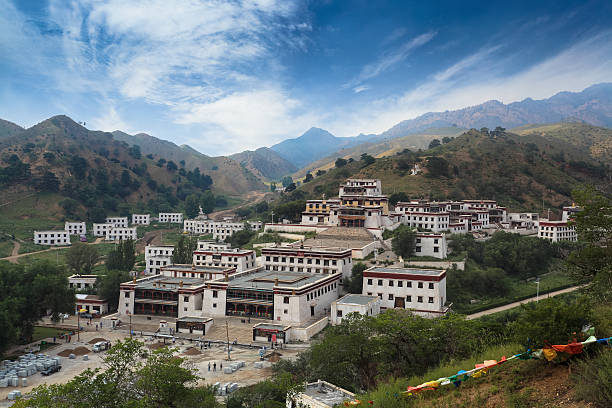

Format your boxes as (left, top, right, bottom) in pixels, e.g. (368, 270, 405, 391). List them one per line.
(93, 223, 113, 237)
(183, 219, 263, 241)
(197, 240, 231, 251)
(330, 294, 381, 325)
(507, 213, 539, 230)
(106, 227, 137, 241)
(68, 275, 99, 291)
(538, 220, 577, 242)
(145, 245, 174, 275)
(131, 214, 150, 225)
(64, 222, 86, 235)
(193, 248, 257, 272)
(202, 267, 341, 326)
(414, 233, 447, 259)
(34, 230, 71, 246)
(159, 213, 184, 223)
(75, 294, 109, 316)
(362, 266, 449, 318)
(105, 217, 128, 228)
(261, 246, 353, 283)
(287, 380, 355, 408)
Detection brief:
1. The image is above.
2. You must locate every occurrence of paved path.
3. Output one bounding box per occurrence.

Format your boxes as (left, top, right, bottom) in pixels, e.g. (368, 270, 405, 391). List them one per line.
(466, 285, 584, 320)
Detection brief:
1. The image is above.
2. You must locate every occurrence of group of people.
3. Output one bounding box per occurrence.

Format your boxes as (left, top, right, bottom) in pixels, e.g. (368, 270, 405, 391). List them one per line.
(208, 361, 224, 372)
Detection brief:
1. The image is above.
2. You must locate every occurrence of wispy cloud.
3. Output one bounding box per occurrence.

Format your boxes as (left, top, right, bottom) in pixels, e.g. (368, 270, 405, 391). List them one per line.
(326, 30, 612, 137)
(344, 31, 437, 90)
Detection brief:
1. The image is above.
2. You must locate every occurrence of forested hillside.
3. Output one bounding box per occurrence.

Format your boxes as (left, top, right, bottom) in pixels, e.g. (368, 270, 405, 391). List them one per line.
(0, 115, 225, 221)
(285, 125, 611, 213)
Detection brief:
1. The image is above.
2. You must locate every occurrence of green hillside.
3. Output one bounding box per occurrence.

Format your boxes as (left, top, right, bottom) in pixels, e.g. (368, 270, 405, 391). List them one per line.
(291, 126, 611, 212)
(111, 131, 266, 194)
(0, 115, 228, 224)
(293, 127, 465, 179)
(0, 118, 24, 139)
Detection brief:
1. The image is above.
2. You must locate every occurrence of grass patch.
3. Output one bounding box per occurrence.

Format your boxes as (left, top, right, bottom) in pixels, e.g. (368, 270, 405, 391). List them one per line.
(0, 240, 14, 258)
(28, 327, 67, 344)
(0, 192, 66, 241)
(18, 241, 49, 254)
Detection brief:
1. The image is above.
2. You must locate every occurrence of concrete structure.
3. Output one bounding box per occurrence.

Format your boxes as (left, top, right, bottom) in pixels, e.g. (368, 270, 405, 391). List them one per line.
(414, 233, 447, 259)
(93, 223, 113, 237)
(330, 294, 381, 325)
(64, 222, 86, 235)
(106, 227, 137, 241)
(287, 380, 355, 408)
(131, 214, 150, 225)
(176, 316, 213, 335)
(183, 219, 263, 241)
(253, 323, 292, 344)
(75, 294, 109, 315)
(161, 264, 236, 280)
(33, 230, 70, 246)
(68, 275, 99, 291)
(362, 266, 449, 317)
(261, 246, 353, 283)
(203, 268, 341, 326)
(507, 212, 539, 230)
(538, 220, 577, 242)
(301, 199, 341, 225)
(197, 240, 231, 251)
(159, 213, 184, 223)
(145, 245, 174, 275)
(105, 216, 128, 228)
(193, 248, 257, 272)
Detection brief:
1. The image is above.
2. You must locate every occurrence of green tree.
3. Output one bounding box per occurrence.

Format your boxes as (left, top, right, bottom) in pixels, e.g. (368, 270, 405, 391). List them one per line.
(389, 192, 409, 206)
(360, 153, 375, 167)
(270, 182, 277, 192)
(345, 262, 367, 294)
(166, 161, 178, 171)
(281, 176, 293, 188)
(98, 270, 131, 312)
(285, 182, 296, 192)
(428, 139, 441, 149)
(335, 157, 347, 167)
(226, 224, 256, 247)
(442, 136, 452, 144)
(106, 239, 136, 272)
(425, 156, 449, 177)
(12, 339, 219, 408)
(184, 194, 200, 219)
(303, 172, 313, 183)
(66, 243, 100, 275)
(172, 236, 198, 264)
(391, 225, 417, 259)
(201, 190, 216, 214)
(60, 198, 79, 217)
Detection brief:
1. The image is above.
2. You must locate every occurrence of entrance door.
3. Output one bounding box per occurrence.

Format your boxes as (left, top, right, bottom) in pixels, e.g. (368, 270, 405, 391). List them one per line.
(394, 297, 406, 308)
(310, 306, 315, 317)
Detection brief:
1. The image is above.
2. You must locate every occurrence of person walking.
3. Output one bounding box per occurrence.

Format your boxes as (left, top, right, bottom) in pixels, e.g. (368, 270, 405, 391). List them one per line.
(208, 362, 211, 371)
(213, 362, 216, 372)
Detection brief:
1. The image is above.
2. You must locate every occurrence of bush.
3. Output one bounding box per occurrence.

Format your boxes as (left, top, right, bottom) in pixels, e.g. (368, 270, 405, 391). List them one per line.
(572, 349, 612, 407)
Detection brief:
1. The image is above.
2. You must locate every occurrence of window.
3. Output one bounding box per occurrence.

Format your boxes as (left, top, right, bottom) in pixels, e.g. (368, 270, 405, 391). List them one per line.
(428, 297, 434, 303)
(434, 247, 439, 253)
(184, 296, 189, 302)
(378, 280, 383, 286)
(398, 281, 403, 287)
(184, 307, 188, 312)
(407, 282, 412, 288)
(418, 296, 423, 303)
(416, 246, 421, 252)
(213, 303, 217, 308)
(337, 310, 343, 317)
(125, 292, 130, 298)
(367, 292, 372, 296)
(367, 279, 373, 285)
(388, 294, 394, 300)
(406, 295, 411, 302)
(378, 293, 383, 299)
(212, 290, 218, 298)
(389, 280, 394, 287)
(418, 282, 423, 288)
(284, 296, 289, 304)
(284, 309, 288, 314)
(428, 283, 434, 289)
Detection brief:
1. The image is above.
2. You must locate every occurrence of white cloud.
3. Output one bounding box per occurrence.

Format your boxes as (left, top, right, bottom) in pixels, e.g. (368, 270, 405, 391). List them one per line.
(326, 30, 612, 137)
(344, 31, 437, 89)
(89, 105, 131, 133)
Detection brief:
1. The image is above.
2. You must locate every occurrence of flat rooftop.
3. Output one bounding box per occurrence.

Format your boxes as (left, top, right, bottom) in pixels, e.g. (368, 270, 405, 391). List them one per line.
(336, 294, 379, 305)
(252, 323, 291, 331)
(302, 381, 355, 406)
(177, 316, 213, 323)
(161, 264, 233, 273)
(365, 266, 445, 276)
(132, 276, 207, 291)
(225, 270, 331, 290)
(261, 246, 351, 254)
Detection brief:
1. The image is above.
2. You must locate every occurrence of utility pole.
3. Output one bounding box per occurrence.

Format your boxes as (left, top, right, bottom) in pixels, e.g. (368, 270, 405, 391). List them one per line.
(225, 320, 231, 361)
(535, 279, 540, 303)
(271, 210, 275, 224)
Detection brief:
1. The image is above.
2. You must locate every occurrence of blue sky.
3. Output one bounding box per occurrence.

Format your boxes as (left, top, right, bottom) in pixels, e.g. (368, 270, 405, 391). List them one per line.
(1, 0, 611, 155)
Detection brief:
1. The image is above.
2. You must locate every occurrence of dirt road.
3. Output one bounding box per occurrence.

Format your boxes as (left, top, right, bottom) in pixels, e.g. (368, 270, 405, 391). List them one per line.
(1, 237, 107, 263)
(466, 285, 584, 320)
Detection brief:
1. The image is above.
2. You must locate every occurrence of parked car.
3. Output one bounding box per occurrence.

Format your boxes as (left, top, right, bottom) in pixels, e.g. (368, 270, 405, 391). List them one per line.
(93, 341, 111, 352)
(41, 365, 61, 376)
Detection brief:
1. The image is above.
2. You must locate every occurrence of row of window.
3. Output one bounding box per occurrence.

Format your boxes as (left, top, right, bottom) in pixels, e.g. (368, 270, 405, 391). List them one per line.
(265, 256, 343, 266)
(366, 279, 435, 289)
(367, 292, 434, 303)
(266, 265, 335, 274)
(305, 282, 337, 301)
